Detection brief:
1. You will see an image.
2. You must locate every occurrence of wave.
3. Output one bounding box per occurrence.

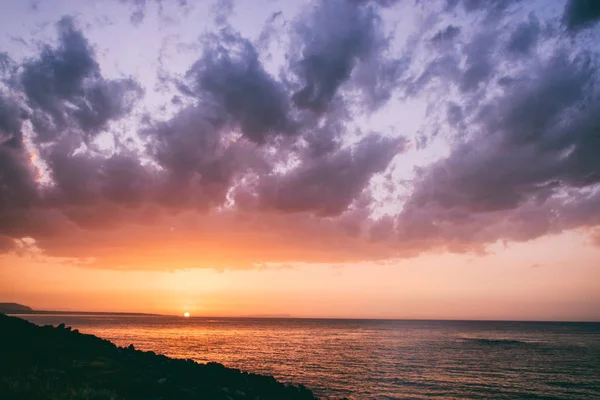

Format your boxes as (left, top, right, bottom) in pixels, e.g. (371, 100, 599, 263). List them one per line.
(461, 338, 529, 346)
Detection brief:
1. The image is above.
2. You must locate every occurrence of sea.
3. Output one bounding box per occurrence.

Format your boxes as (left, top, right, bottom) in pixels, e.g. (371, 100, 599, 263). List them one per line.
(17, 315, 600, 399)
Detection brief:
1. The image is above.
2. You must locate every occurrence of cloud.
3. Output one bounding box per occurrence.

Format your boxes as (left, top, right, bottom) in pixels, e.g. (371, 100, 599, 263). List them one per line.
(505, 14, 540, 56)
(15, 17, 145, 213)
(1, 11, 404, 269)
(289, 0, 392, 112)
(405, 24, 501, 98)
(430, 25, 461, 44)
(445, 0, 523, 18)
(459, 29, 498, 92)
(0, 93, 38, 211)
(0, 52, 17, 79)
(212, 0, 235, 26)
(72, 78, 143, 134)
(120, 0, 190, 25)
(256, 134, 406, 216)
(398, 47, 600, 250)
(125, 0, 148, 25)
(20, 17, 142, 142)
(1, 18, 145, 237)
(563, 0, 600, 32)
(1, 0, 600, 270)
(0, 93, 22, 141)
(142, 104, 269, 210)
(186, 28, 294, 144)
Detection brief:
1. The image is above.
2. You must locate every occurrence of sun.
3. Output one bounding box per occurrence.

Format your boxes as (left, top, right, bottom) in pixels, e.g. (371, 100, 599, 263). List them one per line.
(183, 312, 190, 318)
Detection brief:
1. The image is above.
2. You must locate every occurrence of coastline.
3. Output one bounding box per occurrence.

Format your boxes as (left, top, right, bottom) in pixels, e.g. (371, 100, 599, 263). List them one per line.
(0, 314, 319, 400)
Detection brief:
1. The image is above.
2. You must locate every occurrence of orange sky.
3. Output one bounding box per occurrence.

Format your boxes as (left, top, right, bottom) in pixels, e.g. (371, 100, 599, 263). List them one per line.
(2, 230, 599, 321)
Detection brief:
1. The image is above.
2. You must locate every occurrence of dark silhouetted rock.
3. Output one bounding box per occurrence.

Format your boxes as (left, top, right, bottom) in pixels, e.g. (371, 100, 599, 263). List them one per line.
(0, 314, 318, 400)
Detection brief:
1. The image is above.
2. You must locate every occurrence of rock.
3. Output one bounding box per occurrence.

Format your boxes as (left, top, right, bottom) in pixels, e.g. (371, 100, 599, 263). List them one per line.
(0, 314, 318, 400)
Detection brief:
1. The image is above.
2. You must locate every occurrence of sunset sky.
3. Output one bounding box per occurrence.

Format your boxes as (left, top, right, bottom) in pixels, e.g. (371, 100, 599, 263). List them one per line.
(1, 0, 599, 321)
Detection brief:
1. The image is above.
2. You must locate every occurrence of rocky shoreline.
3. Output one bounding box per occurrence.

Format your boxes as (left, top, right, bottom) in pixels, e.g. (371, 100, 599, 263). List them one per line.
(0, 314, 318, 400)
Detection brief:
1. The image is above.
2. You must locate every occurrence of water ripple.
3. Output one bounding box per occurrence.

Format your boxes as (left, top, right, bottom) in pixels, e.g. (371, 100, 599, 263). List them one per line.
(19, 316, 600, 400)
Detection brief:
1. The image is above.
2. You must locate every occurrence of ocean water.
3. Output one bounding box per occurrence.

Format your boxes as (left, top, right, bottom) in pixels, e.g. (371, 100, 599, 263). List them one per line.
(18, 315, 600, 399)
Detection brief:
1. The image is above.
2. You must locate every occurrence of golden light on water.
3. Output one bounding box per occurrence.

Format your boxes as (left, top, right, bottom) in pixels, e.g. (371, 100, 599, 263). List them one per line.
(183, 312, 190, 318)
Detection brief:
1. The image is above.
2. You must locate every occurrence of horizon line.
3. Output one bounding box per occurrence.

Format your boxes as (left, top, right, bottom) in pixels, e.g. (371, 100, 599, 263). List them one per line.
(5, 311, 599, 324)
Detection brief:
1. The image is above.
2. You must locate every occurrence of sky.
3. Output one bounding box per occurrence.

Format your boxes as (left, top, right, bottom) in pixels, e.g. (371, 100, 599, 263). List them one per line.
(1, 0, 599, 321)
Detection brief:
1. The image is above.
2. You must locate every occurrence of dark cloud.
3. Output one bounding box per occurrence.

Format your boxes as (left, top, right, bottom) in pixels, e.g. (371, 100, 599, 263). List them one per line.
(72, 79, 143, 133)
(187, 29, 294, 144)
(459, 30, 497, 92)
(405, 23, 501, 98)
(257, 134, 406, 216)
(506, 15, 540, 56)
(21, 17, 98, 140)
(41, 137, 153, 209)
(142, 105, 267, 209)
(300, 104, 348, 158)
(0, 94, 22, 141)
(431, 25, 461, 44)
(399, 47, 600, 248)
(406, 53, 460, 96)
(290, 0, 390, 112)
(563, 0, 600, 32)
(446, 102, 463, 127)
(0, 52, 17, 80)
(20, 17, 142, 142)
(0, 93, 38, 211)
(1, 17, 146, 237)
(350, 54, 409, 111)
(0, 141, 37, 209)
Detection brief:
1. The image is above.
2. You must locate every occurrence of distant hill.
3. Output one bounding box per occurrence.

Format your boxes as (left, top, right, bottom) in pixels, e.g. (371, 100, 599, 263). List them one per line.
(0, 303, 160, 316)
(0, 303, 33, 314)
